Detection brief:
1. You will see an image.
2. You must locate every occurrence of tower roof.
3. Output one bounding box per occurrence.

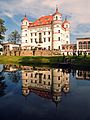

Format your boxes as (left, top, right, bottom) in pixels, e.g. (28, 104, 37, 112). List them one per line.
(22, 14, 28, 21)
(63, 17, 70, 24)
(52, 5, 62, 16)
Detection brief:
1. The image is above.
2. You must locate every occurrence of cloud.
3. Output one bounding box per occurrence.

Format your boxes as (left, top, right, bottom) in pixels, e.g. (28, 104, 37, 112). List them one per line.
(0, 0, 90, 40)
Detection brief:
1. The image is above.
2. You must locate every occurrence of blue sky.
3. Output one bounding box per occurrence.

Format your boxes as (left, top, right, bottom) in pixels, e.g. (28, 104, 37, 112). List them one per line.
(0, 0, 90, 43)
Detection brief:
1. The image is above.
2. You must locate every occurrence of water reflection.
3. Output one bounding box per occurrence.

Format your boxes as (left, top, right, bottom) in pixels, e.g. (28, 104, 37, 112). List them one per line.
(0, 64, 70, 104)
(22, 67, 70, 105)
(76, 70, 90, 80)
(1, 64, 90, 120)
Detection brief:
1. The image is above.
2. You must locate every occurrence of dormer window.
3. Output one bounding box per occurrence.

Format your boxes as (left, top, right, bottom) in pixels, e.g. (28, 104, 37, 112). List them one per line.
(66, 25, 68, 28)
(56, 16, 58, 20)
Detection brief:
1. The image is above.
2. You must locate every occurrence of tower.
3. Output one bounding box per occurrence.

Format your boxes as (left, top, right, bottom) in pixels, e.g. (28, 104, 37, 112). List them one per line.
(21, 14, 29, 48)
(62, 17, 70, 44)
(52, 6, 66, 50)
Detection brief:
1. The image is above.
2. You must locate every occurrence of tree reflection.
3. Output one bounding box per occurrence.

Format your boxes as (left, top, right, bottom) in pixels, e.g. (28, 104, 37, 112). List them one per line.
(0, 72, 7, 97)
(7, 71, 21, 84)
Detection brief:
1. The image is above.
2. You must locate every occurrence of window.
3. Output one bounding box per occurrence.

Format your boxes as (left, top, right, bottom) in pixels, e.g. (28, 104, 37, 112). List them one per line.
(25, 34, 27, 36)
(88, 41, 90, 49)
(58, 37, 60, 41)
(35, 73, 37, 78)
(44, 38, 46, 42)
(79, 42, 82, 49)
(31, 33, 33, 36)
(44, 81, 46, 85)
(39, 33, 42, 43)
(31, 39, 33, 43)
(35, 80, 37, 83)
(66, 41, 68, 44)
(25, 40, 27, 43)
(44, 32, 46, 35)
(58, 76, 60, 80)
(58, 30, 60, 33)
(83, 42, 87, 49)
(62, 46, 65, 50)
(26, 73, 27, 76)
(48, 75, 50, 79)
(35, 38, 37, 43)
(31, 73, 33, 77)
(66, 35, 68, 38)
(35, 33, 37, 36)
(48, 46, 50, 50)
(58, 46, 60, 50)
(44, 74, 46, 79)
(48, 82, 50, 86)
(56, 16, 58, 20)
(66, 25, 68, 28)
(48, 31, 50, 35)
(48, 37, 50, 42)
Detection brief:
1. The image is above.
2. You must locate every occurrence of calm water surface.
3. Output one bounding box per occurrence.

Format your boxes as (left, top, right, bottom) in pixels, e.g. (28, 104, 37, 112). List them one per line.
(0, 64, 90, 120)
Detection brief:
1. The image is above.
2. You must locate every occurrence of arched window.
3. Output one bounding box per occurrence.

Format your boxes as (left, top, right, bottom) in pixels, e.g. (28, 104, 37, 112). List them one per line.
(83, 42, 87, 49)
(88, 41, 90, 49)
(25, 40, 27, 43)
(79, 42, 82, 49)
(56, 16, 58, 20)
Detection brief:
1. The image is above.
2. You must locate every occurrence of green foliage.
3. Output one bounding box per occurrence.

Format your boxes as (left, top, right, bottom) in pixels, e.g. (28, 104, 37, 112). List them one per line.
(7, 30, 21, 43)
(0, 18, 7, 40)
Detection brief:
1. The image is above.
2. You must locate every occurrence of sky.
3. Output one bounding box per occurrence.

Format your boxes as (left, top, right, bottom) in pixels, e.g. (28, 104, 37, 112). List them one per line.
(0, 0, 90, 43)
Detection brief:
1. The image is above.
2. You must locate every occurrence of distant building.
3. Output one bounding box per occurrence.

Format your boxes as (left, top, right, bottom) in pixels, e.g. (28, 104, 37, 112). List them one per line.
(21, 7, 70, 51)
(62, 44, 77, 55)
(77, 38, 90, 55)
(2, 43, 21, 56)
(76, 70, 90, 80)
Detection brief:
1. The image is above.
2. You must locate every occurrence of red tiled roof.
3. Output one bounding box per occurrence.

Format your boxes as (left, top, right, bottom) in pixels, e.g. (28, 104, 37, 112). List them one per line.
(29, 15, 53, 27)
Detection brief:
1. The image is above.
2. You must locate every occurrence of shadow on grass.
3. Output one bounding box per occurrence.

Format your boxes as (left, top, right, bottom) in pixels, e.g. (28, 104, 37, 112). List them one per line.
(19, 56, 66, 68)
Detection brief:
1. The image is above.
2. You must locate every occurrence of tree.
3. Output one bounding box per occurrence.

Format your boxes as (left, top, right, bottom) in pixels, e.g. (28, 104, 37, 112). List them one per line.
(0, 18, 7, 41)
(7, 30, 21, 44)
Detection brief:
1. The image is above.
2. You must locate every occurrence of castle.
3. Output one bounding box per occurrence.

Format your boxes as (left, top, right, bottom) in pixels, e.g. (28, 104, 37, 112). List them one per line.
(2, 6, 90, 56)
(21, 6, 70, 51)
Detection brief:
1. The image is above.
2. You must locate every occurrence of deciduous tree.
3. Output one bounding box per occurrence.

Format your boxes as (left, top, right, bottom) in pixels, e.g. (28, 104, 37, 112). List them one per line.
(8, 30, 21, 44)
(0, 18, 7, 41)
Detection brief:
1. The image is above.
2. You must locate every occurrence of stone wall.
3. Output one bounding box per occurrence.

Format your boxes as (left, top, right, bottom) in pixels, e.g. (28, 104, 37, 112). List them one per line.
(3, 50, 62, 56)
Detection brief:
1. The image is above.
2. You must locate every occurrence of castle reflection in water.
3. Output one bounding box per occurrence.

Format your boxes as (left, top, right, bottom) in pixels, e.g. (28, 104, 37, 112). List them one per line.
(22, 67, 70, 104)
(3, 64, 70, 105)
(2, 64, 90, 105)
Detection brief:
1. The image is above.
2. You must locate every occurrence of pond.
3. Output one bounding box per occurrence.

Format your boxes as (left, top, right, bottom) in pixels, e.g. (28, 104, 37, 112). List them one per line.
(0, 64, 90, 120)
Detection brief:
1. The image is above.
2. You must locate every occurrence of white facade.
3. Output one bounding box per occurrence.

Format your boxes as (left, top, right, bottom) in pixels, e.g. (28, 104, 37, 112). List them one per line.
(21, 7, 70, 50)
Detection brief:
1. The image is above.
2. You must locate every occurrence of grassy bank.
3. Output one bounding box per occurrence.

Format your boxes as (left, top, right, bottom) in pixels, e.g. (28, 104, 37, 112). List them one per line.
(0, 56, 63, 65)
(0, 55, 90, 68)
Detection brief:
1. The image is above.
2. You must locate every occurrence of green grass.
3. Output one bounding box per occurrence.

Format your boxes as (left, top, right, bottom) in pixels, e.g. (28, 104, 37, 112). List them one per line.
(0, 55, 90, 68)
(0, 56, 63, 65)
(0, 56, 22, 64)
